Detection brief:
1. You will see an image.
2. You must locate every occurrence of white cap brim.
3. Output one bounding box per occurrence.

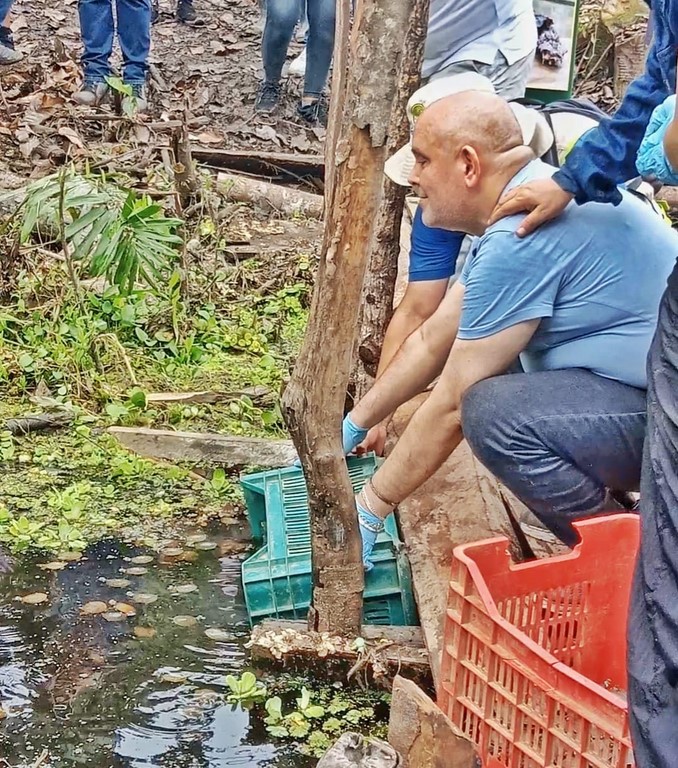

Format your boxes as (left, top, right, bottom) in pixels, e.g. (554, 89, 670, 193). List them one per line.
(384, 143, 416, 186)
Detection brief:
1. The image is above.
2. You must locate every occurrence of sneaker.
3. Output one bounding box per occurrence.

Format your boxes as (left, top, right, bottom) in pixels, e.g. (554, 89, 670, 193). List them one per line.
(126, 83, 149, 114)
(0, 40, 22, 65)
(151, 0, 159, 23)
(297, 98, 327, 127)
(289, 48, 306, 77)
(255, 81, 281, 114)
(177, 0, 201, 24)
(73, 82, 110, 106)
(0, 25, 14, 48)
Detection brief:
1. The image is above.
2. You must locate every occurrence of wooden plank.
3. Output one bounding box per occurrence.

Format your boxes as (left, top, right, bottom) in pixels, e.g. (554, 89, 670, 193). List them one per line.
(109, 427, 296, 468)
(192, 147, 324, 180)
(248, 619, 431, 689)
(388, 676, 480, 767)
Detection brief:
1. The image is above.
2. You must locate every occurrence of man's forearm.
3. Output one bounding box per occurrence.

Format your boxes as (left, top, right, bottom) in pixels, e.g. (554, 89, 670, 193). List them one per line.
(369, 391, 463, 504)
(376, 306, 423, 379)
(352, 321, 451, 429)
(556, 36, 672, 204)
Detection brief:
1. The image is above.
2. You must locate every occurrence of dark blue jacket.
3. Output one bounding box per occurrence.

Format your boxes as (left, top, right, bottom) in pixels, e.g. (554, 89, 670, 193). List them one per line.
(555, 1, 677, 204)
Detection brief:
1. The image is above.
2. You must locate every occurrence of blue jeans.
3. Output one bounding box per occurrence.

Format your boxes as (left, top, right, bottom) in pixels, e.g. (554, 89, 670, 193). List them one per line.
(262, 0, 335, 97)
(0, 0, 13, 26)
(461, 368, 646, 547)
(628, 261, 678, 768)
(78, 0, 151, 86)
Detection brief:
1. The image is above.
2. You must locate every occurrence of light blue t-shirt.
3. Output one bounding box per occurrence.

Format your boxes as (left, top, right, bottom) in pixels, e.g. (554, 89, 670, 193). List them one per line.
(459, 160, 678, 389)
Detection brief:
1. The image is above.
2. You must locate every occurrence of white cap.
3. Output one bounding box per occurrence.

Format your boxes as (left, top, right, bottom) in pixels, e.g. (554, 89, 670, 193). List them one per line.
(384, 73, 554, 186)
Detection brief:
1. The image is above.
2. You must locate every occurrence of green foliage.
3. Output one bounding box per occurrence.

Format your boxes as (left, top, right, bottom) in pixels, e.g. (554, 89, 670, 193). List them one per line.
(224, 672, 267, 707)
(0, 426, 239, 554)
(0, 431, 15, 462)
(258, 678, 389, 758)
(21, 169, 183, 294)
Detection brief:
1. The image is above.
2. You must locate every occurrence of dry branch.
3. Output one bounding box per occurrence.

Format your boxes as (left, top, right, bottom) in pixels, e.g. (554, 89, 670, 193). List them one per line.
(192, 147, 324, 180)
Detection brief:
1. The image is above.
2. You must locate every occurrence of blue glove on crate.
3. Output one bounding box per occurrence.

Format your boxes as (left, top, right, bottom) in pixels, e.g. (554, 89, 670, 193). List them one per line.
(356, 495, 384, 572)
(342, 413, 368, 455)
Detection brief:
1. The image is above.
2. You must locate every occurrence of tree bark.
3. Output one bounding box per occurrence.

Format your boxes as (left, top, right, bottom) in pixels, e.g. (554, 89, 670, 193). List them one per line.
(282, 0, 422, 636)
(352, 0, 430, 400)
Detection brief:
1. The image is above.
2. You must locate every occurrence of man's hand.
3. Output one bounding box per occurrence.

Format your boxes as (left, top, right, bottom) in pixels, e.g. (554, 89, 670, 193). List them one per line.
(342, 413, 368, 455)
(357, 424, 387, 457)
(488, 178, 574, 237)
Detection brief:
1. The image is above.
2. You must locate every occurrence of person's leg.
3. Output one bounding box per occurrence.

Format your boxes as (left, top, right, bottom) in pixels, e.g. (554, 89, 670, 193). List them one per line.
(257, 0, 299, 112)
(628, 266, 678, 767)
(75, 0, 114, 103)
(0, 3, 21, 63)
(299, 0, 335, 122)
(461, 368, 646, 547)
(116, 0, 151, 89)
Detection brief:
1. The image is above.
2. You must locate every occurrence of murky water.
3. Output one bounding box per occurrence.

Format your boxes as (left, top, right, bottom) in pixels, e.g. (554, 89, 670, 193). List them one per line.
(0, 536, 312, 768)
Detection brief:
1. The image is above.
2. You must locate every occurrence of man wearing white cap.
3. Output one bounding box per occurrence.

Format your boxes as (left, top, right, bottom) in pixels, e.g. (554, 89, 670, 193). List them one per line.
(341, 89, 676, 569)
(359, 72, 565, 455)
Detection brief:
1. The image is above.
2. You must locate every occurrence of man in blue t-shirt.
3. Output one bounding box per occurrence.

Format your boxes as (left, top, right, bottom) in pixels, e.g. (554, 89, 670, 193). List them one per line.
(341, 90, 676, 564)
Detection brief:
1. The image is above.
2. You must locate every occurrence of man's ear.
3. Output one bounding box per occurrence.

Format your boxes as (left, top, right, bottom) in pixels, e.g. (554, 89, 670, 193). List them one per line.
(459, 145, 481, 188)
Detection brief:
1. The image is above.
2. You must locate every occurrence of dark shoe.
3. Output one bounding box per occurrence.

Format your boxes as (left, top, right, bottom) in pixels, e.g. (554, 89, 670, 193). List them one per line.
(255, 81, 281, 114)
(177, 0, 201, 24)
(297, 98, 327, 127)
(73, 82, 110, 106)
(0, 25, 14, 49)
(151, 0, 159, 23)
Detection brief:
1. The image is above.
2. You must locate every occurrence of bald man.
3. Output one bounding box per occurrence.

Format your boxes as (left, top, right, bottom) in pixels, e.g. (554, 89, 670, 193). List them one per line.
(340, 92, 678, 569)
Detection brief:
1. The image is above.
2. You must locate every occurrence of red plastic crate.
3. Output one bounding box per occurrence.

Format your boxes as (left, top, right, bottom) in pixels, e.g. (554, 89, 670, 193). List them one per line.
(438, 515, 638, 768)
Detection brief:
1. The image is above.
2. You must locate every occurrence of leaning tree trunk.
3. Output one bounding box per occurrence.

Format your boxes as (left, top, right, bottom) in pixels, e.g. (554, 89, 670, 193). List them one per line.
(282, 0, 425, 635)
(352, 0, 430, 401)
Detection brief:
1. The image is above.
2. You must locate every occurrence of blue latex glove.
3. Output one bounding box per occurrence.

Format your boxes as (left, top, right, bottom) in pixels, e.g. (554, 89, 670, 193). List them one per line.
(356, 494, 384, 572)
(342, 413, 368, 456)
(637, 95, 678, 185)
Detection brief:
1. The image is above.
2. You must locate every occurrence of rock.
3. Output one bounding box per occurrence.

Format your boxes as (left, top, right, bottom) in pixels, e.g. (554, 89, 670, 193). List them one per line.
(316, 733, 400, 768)
(0, 548, 14, 574)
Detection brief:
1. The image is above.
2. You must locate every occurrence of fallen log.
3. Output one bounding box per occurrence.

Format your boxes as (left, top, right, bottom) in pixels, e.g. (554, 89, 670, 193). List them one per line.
(108, 427, 297, 468)
(4, 411, 74, 435)
(216, 172, 324, 219)
(248, 620, 431, 689)
(388, 676, 480, 768)
(193, 147, 324, 181)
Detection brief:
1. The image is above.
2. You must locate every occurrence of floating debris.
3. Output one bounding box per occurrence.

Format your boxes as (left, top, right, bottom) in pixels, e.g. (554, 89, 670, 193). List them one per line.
(114, 602, 137, 617)
(39, 561, 67, 571)
(0, 707, 6, 720)
(125, 567, 149, 576)
(20, 592, 48, 605)
(172, 615, 199, 628)
(102, 611, 125, 622)
(134, 626, 157, 639)
(171, 584, 198, 594)
(194, 541, 217, 551)
(161, 547, 184, 558)
(158, 670, 189, 684)
(180, 551, 198, 563)
(58, 551, 83, 562)
(204, 628, 231, 642)
(186, 533, 207, 546)
(132, 593, 159, 605)
(105, 578, 131, 588)
(130, 555, 154, 565)
(80, 601, 108, 615)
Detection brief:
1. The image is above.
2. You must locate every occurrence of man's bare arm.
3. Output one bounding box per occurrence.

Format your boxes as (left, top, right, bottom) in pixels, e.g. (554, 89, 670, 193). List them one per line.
(366, 319, 540, 507)
(351, 282, 464, 431)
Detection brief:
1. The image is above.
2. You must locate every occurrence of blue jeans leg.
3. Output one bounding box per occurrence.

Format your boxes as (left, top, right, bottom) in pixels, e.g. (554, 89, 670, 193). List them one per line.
(461, 368, 646, 547)
(117, 0, 151, 85)
(304, 0, 335, 96)
(78, 0, 114, 84)
(262, 0, 301, 85)
(0, 0, 14, 25)
(628, 262, 678, 768)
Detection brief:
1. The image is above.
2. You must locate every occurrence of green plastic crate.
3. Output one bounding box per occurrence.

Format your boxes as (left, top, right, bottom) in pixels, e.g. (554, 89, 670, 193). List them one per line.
(241, 455, 381, 546)
(240, 457, 418, 626)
